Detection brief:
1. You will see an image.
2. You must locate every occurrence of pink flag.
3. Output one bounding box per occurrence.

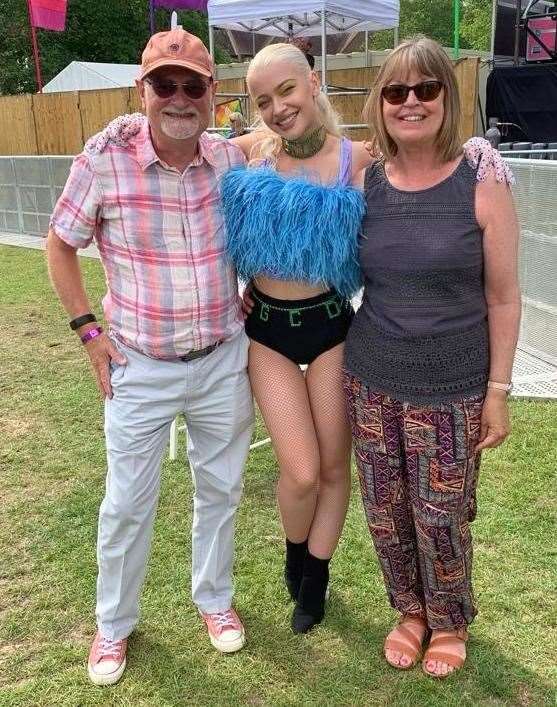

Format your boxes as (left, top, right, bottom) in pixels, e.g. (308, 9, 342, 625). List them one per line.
(29, 0, 67, 31)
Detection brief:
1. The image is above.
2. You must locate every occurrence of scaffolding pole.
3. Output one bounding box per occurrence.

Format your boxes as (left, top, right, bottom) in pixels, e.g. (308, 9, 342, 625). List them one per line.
(321, 10, 328, 93)
(453, 0, 460, 59)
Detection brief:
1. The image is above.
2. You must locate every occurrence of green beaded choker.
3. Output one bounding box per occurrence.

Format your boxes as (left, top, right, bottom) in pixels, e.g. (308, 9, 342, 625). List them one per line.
(281, 124, 327, 159)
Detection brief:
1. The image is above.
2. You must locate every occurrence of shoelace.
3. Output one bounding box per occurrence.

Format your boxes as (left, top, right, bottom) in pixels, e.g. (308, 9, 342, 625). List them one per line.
(211, 610, 239, 630)
(98, 636, 123, 659)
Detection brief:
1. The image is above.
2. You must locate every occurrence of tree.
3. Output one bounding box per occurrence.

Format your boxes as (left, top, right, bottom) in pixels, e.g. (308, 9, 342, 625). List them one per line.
(368, 0, 491, 52)
(461, 0, 492, 52)
(0, 0, 228, 95)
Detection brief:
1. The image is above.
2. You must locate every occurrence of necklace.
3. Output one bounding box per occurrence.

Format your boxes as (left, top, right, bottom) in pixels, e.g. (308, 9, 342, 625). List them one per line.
(281, 124, 327, 159)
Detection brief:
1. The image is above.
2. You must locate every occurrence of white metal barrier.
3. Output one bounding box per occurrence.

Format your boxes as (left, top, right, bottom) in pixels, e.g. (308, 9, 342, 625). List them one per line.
(506, 158, 557, 397)
(507, 159, 557, 362)
(0, 156, 73, 235)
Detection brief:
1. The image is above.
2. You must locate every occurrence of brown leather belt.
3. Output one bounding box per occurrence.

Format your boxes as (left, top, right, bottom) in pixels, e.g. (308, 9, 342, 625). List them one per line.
(178, 340, 222, 363)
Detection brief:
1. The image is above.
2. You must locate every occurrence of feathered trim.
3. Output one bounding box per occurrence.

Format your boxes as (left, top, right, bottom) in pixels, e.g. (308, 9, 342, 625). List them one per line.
(84, 113, 144, 154)
(222, 167, 365, 298)
(463, 136, 515, 185)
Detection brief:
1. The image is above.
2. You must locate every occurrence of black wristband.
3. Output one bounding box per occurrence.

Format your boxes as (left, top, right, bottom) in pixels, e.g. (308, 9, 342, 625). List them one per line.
(69, 313, 96, 330)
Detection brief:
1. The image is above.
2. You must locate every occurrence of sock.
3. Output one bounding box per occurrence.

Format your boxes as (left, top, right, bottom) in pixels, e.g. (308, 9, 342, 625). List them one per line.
(284, 538, 308, 601)
(291, 552, 330, 634)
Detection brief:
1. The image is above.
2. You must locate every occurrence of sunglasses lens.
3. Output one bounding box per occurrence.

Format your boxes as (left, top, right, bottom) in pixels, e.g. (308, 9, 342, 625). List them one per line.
(183, 83, 208, 99)
(382, 85, 407, 105)
(382, 81, 443, 104)
(415, 81, 442, 102)
(150, 80, 177, 99)
(147, 79, 209, 100)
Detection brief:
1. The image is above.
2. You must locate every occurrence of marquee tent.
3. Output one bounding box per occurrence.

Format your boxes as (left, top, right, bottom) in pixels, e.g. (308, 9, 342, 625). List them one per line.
(207, 0, 400, 89)
(207, 1, 399, 35)
(43, 62, 139, 92)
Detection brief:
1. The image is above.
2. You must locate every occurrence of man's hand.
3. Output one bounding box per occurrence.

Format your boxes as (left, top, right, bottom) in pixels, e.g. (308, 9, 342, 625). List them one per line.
(83, 332, 127, 399)
(46, 230, 126, 399)
(363, 140, 375, 158)
(475, 390, 510, 452)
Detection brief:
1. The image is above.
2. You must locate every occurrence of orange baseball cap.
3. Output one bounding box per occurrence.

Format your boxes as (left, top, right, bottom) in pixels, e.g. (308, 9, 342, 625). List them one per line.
(139, 28, 214, 80)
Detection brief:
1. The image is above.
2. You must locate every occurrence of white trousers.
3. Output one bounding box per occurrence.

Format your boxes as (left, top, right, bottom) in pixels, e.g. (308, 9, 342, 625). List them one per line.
(96, 331, 254, 640)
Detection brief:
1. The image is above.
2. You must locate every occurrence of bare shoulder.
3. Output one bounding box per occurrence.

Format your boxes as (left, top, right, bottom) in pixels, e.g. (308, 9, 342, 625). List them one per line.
(230, 130, 272, 159)
(475, 169, 516, 229)
(351, 167, 366, 190)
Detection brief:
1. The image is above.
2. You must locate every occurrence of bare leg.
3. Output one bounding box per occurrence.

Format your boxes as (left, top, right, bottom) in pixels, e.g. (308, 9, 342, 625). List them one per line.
(305, 343, 352, 560)
(248, 341, 320, 543)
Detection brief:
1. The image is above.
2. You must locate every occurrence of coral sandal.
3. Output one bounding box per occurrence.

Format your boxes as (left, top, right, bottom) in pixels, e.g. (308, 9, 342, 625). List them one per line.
(422, 628, 469, 678)
(384, 616, 428, 669)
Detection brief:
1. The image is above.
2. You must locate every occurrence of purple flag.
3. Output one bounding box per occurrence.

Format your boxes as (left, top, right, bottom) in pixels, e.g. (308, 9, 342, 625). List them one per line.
(153, 0, 208, 10)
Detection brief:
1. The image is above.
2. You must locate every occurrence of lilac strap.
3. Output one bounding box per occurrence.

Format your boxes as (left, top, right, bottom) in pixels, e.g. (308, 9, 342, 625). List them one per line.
(337, 137, 353, 186)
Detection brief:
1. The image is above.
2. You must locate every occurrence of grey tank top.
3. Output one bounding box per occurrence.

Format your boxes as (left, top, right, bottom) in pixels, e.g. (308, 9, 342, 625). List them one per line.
(344, 157, 489, 404)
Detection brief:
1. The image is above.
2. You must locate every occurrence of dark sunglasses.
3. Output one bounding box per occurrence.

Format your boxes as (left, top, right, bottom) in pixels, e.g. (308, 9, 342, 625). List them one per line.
(381, 80, 443, 105)
(144, 77, 212, 100)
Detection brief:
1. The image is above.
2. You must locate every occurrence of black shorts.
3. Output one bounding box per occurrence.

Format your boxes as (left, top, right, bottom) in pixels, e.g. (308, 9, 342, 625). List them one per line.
(245, 285, 354, 365)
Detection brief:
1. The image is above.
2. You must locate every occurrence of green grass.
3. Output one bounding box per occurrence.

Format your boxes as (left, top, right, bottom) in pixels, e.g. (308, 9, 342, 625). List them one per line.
(0, 244, 556, 706)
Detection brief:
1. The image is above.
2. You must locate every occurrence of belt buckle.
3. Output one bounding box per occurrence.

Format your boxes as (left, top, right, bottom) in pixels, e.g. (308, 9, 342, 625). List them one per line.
(179, 340, 220, 363)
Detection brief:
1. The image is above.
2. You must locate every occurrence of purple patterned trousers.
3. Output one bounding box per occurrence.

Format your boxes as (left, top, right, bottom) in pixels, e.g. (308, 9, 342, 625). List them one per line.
(344, 372, 484, 630)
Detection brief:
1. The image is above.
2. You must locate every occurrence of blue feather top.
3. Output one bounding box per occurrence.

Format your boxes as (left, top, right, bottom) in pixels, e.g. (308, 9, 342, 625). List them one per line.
(221, 166, 365, 298)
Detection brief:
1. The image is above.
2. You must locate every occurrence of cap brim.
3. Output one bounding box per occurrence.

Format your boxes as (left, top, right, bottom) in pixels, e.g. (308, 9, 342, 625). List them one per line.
(139, 58, 213, 80)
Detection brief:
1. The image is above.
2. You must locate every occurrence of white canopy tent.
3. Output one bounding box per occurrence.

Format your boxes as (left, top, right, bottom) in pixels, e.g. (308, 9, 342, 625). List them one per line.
(207, 0, 400, 91)
(43, 62, 140, 93)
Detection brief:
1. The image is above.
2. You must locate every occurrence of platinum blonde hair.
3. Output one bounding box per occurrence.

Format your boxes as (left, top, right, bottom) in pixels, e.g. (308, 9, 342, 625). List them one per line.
(246, 42, 343, 166)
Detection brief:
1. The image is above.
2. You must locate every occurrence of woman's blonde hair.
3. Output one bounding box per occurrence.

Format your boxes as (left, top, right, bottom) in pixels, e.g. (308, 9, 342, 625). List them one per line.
(246, 42, 342, 166)
(229, 111, 246, 128)
(364, 36, 462, 162)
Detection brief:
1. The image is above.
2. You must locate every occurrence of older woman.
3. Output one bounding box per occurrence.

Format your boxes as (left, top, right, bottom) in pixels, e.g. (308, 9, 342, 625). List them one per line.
(344, 36, 521, 677)
(227, 111, 247, 138)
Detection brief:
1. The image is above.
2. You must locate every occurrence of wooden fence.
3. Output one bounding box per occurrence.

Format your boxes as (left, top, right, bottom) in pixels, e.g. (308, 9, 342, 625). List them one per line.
(0, 58, 479, 155)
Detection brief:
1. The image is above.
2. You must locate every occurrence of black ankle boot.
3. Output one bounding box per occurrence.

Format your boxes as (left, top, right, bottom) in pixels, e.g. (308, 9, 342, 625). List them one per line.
(284, 538, 308, 601)
(291, 552, 329, 634)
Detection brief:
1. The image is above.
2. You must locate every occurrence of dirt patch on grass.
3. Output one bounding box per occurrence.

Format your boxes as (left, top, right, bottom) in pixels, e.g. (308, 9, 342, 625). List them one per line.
(1, 415, 37, 440)
(517, 683, 534, 706)
(65, 621, 92, 648)
(0, 641, 39, 688)
(0, 642, 22, 657)
(0, 676, 33, 691)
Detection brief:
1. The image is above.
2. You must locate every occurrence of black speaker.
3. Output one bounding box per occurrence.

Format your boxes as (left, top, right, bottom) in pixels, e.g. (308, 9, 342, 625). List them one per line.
(494, 0, 527, 60)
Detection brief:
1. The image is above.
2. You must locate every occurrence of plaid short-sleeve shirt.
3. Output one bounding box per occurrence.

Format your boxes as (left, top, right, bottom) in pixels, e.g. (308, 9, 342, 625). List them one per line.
(51, 118, 246, 359)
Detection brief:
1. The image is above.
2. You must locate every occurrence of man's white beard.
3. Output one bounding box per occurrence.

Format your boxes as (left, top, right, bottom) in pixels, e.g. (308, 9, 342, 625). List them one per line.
(161, 113, 201, 140)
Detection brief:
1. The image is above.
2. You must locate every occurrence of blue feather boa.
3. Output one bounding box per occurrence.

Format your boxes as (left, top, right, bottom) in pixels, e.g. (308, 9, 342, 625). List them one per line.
(221, 166, 365, 298)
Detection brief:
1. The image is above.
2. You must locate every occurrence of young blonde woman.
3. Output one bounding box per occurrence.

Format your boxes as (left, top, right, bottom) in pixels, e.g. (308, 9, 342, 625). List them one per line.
(222, 43, 372, 633)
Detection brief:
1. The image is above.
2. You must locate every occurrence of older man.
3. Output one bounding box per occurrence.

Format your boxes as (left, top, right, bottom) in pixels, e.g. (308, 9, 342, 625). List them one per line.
(47, 29, 253, 685)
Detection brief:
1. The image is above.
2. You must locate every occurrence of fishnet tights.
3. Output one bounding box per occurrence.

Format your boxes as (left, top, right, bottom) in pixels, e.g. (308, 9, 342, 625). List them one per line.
(248, 340, 351, 559)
